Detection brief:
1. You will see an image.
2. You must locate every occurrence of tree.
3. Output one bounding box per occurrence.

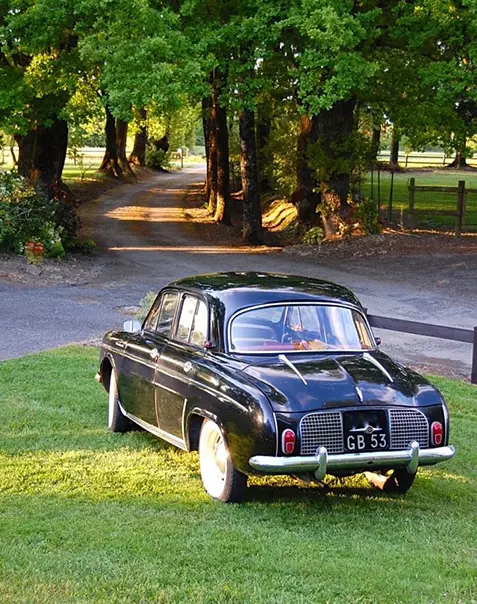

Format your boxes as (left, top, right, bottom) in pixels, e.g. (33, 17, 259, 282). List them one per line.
(129, 108, 148, 167)
(0, 0, 82, 194)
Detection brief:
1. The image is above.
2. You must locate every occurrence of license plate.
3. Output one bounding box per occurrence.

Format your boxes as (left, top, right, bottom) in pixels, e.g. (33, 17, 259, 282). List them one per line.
(343, 410, 389, 452)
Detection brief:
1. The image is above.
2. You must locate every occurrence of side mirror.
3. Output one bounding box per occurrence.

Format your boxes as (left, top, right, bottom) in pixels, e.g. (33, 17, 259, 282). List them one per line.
(375, 336, 382, 346)
(123, 320, 142, 333)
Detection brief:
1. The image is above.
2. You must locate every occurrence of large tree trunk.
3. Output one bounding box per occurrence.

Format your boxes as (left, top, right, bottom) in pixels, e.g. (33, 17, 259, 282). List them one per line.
(239, 109, 263, 244)
(202, 96, 217, 211)
(389, 128, 400, 169)
(317, 98, 357, 222)
(256, 110, 272, 196)
(214, 88, 231, 224)
(446, 143, 470, 168)
(99, 105, 123, 177)
(128, 108, 147, 167)
(16, 117, 68, 196)
(290, 114, 320, 224)
(116, 119, 135, 177)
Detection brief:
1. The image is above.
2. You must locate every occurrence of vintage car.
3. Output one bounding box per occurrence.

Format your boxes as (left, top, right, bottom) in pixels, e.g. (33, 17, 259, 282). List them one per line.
(96, 272, 455, 502)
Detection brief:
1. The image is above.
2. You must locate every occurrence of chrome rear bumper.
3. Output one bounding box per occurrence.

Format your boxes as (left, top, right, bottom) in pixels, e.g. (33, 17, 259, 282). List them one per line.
(249, 442, 455, 479)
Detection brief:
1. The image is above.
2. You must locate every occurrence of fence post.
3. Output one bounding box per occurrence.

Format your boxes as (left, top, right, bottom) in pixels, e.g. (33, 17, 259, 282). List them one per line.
(456, 180, 465, 237)
(388, 171, 394, 222)
(408, 177, 415, 230)
(472, 327, 477, 384)
(405, 154, 409, 168)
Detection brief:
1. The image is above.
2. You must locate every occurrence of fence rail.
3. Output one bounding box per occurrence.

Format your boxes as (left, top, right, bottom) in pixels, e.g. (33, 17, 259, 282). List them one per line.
(377, 151, 477, 167)
(406, 178, 477, 235)
(367, 313, 477, 384)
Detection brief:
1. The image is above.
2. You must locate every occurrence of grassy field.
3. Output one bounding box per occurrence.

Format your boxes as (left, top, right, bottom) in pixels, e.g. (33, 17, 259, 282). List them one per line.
(0, 347, 476, 603)
(361, 170, 477, 232)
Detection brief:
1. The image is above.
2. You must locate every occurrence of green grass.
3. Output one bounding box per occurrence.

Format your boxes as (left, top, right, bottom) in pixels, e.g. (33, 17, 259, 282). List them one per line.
(361, 170, 477, 232)
(0, 347, 476, 603)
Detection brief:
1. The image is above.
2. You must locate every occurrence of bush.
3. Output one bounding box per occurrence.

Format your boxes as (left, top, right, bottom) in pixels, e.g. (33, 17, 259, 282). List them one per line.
(146, 148, 171, 171)
(137, 291, 157, 322)
(0, 170, 80, 257)
(302, 226, 324, 245)
(355, 198, 381, 235)
(68, 237, 96, 254)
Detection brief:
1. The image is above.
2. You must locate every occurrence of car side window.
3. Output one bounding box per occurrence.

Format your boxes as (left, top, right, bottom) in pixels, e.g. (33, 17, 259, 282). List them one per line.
(190, 300, 208, 346)
(156, 292, 179, 336)
(176, 296, 198, 342)
(143, 296, 162, 332)
(176, 296, 208, 345)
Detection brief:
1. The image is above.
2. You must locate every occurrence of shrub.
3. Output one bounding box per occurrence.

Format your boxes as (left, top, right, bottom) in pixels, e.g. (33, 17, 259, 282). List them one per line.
(69, 237, 96, 254)
(355, 198, 381, 235)
(0, 170, 79, 257)
(146, 148, 171, 171)
(137, 291, 157, 322)
(302, 226, 324, 245)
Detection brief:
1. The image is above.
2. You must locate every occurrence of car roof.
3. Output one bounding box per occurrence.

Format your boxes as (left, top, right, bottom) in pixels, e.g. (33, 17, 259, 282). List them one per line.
(169, 272, 363, 316)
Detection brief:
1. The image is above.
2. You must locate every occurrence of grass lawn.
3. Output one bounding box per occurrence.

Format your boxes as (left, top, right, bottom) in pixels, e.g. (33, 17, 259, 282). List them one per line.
(361, 170, 477, 232)
(0, 347, 476, 603)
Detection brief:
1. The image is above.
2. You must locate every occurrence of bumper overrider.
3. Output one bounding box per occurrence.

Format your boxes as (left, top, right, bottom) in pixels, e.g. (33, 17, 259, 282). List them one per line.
(249, 441, 456, 480)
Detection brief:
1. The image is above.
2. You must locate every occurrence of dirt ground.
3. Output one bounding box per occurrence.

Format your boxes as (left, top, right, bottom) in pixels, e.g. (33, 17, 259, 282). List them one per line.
(1, 166, 476, 382)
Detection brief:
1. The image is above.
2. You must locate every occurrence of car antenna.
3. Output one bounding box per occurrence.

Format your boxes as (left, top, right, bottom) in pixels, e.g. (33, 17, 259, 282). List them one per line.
(278, 354, 308, 386)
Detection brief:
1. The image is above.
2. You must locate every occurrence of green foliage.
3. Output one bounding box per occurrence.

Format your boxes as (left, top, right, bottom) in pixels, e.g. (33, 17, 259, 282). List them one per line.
(146, 147, 170, 171)
(301, 226, 324, 245)
(137, 291, 157, 322)
(68, 237, 97, 254)
(0, 171, 78, 257)
(262, 107, 300, 199)
(355, 198, 381, 236)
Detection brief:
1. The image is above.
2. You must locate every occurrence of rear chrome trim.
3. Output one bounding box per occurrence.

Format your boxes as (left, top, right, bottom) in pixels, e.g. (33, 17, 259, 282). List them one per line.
(249, 443, 455, 475)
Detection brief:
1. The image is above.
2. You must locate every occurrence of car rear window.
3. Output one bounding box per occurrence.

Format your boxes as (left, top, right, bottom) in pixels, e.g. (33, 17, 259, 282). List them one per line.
(229, 304, 374, 354)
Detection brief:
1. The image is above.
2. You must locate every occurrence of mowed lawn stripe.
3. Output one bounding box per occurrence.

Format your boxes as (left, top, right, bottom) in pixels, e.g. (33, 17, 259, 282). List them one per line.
(0, 347, 476, 603)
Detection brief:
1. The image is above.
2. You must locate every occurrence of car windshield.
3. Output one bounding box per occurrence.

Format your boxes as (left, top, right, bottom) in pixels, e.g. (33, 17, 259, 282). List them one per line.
(229, 304, 374, 354)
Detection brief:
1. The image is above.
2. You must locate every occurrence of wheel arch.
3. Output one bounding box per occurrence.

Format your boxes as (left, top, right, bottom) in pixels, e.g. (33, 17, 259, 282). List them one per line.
(99, 354, 116, 393)
(183, 407, 220, 452)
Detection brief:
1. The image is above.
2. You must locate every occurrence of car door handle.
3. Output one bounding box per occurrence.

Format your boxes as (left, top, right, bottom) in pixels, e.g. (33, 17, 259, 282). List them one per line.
(116, 340, 126, 349)
(150, 348, 160, 360)
(183, 361, 193, 373)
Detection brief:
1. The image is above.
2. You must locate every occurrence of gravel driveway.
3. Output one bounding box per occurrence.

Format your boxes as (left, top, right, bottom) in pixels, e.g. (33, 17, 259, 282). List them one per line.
(1, 165, 476, 379)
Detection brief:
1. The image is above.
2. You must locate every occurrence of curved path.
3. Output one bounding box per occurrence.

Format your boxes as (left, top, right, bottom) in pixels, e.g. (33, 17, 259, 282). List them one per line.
(1, 164, 476, 379)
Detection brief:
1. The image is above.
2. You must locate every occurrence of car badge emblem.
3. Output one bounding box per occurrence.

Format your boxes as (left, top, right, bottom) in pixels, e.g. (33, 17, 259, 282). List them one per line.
(365, 425, 374, 434)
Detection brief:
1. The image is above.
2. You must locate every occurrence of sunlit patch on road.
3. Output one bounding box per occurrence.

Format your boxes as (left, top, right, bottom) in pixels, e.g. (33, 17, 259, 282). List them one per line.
(107, 245, 281, 254)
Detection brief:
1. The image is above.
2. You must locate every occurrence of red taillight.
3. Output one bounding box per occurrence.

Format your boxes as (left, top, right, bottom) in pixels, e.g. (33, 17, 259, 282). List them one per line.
(431, 421, 443, 446)
(282, 429, 296, 454)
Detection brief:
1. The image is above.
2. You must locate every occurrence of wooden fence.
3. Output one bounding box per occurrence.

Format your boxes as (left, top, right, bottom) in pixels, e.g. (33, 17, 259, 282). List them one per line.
(377, 151, 477, 168)
(407, 178, 477, 236)
(366, 313, 477, 384)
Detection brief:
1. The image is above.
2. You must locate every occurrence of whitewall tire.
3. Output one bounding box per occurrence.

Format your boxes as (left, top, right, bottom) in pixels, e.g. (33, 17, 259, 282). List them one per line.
(199, 419, 247, 503)
(108, 370, 131, 433)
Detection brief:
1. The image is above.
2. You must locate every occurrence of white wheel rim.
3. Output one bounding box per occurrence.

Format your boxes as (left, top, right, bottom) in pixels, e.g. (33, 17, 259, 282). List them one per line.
(200, 422, 228, 499)
(108, 372, 117, 428)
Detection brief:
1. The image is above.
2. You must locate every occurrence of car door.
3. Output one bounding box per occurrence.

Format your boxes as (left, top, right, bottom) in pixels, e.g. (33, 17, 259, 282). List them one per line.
(117, 294, 164, 426)
(155, 294, 208, 440)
